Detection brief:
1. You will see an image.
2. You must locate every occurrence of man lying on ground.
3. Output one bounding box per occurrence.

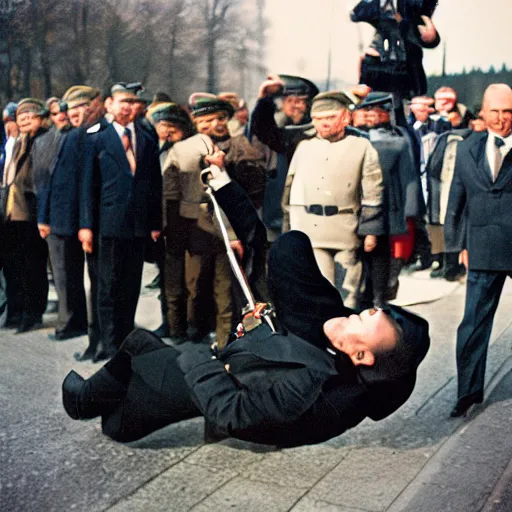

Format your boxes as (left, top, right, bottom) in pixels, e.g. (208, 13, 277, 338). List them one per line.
(62, 156, 430, 447)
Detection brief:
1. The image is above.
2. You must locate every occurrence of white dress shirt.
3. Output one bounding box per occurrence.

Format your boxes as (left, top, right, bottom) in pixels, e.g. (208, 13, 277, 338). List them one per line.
(113, 121, 136, 157)
(486, 131, 512, 178)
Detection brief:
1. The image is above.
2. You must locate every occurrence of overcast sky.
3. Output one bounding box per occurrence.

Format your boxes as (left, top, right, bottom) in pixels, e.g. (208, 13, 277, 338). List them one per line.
(264, 0, 512, 86)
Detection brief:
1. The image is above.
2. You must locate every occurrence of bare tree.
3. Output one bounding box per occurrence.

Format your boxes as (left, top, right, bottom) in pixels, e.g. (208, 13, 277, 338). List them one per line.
(0, 0, 267, 104)
(203, 0, 238, 93)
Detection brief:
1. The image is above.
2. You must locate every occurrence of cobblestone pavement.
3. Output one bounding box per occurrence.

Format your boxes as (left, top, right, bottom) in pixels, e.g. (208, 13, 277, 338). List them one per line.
(1, 266, 511, 512)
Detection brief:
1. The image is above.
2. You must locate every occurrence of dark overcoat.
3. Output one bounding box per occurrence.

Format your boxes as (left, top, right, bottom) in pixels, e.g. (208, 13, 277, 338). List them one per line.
(369, 126, 424, 234)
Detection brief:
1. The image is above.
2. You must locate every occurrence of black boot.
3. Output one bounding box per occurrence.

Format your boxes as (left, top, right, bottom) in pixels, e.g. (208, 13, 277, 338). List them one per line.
(62, 366, 127, 420)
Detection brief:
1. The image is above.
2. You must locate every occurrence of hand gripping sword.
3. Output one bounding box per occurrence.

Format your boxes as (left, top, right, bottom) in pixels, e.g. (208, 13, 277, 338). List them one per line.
(200, 168, 276, 334)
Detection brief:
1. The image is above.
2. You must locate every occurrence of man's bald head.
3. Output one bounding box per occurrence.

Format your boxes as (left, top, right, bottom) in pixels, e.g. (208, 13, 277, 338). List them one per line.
(482, 84, 512, 138)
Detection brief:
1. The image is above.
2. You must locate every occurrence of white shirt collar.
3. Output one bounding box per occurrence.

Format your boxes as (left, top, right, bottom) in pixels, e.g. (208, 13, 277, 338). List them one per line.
(486, 130, 512, 177)
(113, 121, 136, 154)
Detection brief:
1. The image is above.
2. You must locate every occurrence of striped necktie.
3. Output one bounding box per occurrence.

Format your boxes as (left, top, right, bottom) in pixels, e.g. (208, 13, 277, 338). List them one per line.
(122, 127, 136, 174)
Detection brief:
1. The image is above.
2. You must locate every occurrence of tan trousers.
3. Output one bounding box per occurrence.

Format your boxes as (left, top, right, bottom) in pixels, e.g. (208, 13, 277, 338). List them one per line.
(313, 248, 363, 310)
(427, 224, 445, 255)
(186, 252, 232, 347)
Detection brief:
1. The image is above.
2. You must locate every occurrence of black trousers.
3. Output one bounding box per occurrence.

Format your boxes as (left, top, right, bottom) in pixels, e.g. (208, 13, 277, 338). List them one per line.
(456, 269, 511, 400)
(1, 221, 48, 323)
(97, 237, 145, 351)
(47, 234, 88, 334)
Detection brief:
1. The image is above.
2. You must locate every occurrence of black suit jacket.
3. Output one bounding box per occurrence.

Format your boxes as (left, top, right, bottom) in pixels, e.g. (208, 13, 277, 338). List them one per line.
(81, 123, 162, 238)
(445, 132, 512, 271)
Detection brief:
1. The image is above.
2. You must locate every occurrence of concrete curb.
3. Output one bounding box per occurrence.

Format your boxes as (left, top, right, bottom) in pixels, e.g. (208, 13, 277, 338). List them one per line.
(387, 355, 512, 512)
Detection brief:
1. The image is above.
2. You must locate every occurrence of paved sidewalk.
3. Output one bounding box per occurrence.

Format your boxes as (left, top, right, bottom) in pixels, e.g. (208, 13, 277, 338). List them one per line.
(1, 267, 511, 512)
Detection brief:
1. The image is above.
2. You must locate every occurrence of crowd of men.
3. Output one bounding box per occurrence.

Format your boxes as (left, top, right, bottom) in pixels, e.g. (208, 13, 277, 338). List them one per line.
(1, 67, 510, 419)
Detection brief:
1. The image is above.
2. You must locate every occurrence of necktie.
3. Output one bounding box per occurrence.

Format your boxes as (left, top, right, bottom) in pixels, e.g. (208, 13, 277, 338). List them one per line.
(418, 123, 429, 138)
(122, 127, 136, 174)
(494, 137, 505, 181)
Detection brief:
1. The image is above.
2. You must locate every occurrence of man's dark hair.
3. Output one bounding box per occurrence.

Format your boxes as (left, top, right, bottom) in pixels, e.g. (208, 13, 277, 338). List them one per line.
(358, 306, 430, 386)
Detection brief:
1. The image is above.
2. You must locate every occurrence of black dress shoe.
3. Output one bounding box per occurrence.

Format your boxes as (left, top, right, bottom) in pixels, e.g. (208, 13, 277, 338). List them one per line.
(62, 368, 126, 420)
(444, 264, 466, 282)
(15, 319, 43, 334)
(74, 346, 97, 362)
(49, 329, 88, 341)
(450, 392, 483, 417)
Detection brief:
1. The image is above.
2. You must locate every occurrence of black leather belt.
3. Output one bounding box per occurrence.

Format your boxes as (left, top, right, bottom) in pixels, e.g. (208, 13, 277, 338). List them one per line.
(305, 204, 339, 216)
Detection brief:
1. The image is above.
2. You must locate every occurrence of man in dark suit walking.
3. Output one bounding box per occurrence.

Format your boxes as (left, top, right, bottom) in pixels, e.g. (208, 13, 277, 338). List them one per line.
(80, 84, 162, 361)
(62, 163, 430, 447)
(445, 84, 512, 417)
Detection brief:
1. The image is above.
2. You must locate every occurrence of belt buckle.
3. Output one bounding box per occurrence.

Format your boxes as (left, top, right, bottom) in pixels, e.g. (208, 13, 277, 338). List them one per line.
(307, 204, 323, 216)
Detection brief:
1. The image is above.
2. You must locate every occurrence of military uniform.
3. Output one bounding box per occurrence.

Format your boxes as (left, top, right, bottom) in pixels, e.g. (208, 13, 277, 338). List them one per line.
(162, 133, 231, 344)
(282, 135, 385, 308)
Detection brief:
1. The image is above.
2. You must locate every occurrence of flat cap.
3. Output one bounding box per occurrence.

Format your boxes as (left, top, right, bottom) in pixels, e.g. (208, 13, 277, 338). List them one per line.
(188, 93, 234, 118)
(110, 83, 139, 101)
(63, 85, 100, 109)
(358, 91, 396, 111)
(311, 91, 355, 115)
(17, 98, 47, 116)
(148, 102, 192, 126)
(279, 74, 319, 99)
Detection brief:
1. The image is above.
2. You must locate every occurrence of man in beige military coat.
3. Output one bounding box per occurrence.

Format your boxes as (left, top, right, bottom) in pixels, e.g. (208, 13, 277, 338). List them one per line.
(282, 92, 385, 309)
